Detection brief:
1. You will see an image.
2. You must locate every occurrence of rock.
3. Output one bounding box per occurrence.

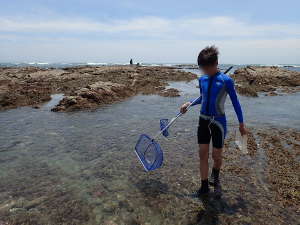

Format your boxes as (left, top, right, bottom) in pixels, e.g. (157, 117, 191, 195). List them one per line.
(52, 81, 132, 111)
(0, 200, 17, 211)
(159, 88, 180, 97)
(0, 94, 11, 107)
(232, 66, 300, 96)
(235, 84, 258, 97)
(9, 207, 25, 213)
(103, 220, 118, 225)
(0, 65, 196, 111)
(268, 91, 278, 96)
(23, 196, 47, 210)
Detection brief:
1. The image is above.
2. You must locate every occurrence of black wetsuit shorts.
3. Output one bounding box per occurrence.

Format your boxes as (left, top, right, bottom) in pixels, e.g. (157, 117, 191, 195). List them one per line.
(197, 115, 227, 149)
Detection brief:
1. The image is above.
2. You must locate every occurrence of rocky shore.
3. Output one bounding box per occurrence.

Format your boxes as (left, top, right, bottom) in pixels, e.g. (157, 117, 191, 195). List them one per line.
(232, 66, 300, 96)
(0, 66, 196, 112)
(0, 64, 299, 225)
(1, 65, 299, 112)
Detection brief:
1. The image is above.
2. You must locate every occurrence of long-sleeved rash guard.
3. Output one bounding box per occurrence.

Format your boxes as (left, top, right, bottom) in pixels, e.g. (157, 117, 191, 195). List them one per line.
(191, 71, 244, 123)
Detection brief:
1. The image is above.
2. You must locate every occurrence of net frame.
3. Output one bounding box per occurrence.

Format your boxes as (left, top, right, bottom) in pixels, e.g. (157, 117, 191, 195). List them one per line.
(134, 66, 233, 172)
(134, 134, 163, 171)
(160, 119, 170, 137)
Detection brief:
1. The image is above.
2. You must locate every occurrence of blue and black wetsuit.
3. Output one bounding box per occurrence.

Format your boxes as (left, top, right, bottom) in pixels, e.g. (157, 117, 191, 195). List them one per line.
(190, 71, 244, 148)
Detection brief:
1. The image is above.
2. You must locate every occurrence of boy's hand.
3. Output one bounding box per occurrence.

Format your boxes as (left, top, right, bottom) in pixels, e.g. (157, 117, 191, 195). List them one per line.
(239, 123, 247, 136)
(180, 102, 191, 114)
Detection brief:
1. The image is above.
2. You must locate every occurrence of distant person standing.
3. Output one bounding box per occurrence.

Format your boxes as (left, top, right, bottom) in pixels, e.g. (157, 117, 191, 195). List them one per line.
(130, 59, 133, 65)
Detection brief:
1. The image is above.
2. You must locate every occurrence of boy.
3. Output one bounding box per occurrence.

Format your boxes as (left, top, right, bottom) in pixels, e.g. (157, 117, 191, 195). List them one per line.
(180, 46, 247, 198)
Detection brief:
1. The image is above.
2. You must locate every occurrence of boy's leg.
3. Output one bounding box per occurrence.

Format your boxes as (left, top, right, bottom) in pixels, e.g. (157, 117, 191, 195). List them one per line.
(197, 117, 211, 195)
(211, 147, 222, 182)
(211, 147, 223, 198)
(212, 147, 222, 170)
(210, 121, 225, 198)
(197, 143, 210, 195)
(199, 144, 210, 180)
(210, 121, 225, 181)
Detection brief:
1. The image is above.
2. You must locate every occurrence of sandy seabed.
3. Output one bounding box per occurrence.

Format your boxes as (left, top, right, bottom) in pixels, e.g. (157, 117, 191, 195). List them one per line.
(0, 124, 299, 225)
(0, 65, 299, 225)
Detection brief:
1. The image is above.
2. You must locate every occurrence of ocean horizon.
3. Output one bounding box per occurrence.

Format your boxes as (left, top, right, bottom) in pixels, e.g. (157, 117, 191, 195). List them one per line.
(1, 62, 300, 70)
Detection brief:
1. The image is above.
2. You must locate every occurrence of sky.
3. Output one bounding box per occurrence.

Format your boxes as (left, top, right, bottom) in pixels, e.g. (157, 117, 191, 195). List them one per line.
(1, 0, 300, 64)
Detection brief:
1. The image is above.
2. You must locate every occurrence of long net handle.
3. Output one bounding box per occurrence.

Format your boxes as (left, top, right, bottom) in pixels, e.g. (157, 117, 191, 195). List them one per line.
(223, 66, 233, 75)
(153, 97, 199, 139)
(153, 66, 233, 140)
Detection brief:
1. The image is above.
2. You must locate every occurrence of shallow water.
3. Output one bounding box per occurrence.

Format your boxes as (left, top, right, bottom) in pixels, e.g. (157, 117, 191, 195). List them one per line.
(0, 74, 299, 224)
(167, 72, 300, 129)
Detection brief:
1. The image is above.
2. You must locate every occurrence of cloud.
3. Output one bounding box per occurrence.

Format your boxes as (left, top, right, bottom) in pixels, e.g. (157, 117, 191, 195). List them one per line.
(1, 15, 299, 64)
(0, 16, 299, 39)
(0, 17, 169, 33)
(1, 37, 300, 64)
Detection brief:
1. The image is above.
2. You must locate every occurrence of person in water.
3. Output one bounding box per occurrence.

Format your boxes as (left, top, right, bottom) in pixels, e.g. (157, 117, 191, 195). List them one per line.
(180, 46, 247, 198)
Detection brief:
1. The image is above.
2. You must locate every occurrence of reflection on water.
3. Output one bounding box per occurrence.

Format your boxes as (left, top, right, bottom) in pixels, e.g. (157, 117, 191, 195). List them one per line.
(0, 77, 299, 224)
(41, 94, 64, 109)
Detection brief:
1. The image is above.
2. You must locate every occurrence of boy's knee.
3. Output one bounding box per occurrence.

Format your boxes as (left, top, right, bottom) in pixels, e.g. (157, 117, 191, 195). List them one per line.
(199, 149, 209, 160)
(212, 149, 222, 161)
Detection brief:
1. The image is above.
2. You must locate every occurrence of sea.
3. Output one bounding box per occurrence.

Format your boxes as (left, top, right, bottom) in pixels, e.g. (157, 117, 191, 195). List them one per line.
(0, 62, 300, 72)
(0, 62, 299, 224)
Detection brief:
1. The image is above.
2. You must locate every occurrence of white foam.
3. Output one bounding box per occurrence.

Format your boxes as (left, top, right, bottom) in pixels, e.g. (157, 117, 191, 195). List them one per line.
(28, 62, 49, 65)
(282, 64, 300, 68)
(260, 64, 300, 68)
(86, 62, 108, 65)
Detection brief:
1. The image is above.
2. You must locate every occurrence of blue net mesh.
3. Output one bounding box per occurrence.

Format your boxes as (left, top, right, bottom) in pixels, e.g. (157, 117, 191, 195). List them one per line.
(160, 119, 169, 137)
(135, 134, 163, 171)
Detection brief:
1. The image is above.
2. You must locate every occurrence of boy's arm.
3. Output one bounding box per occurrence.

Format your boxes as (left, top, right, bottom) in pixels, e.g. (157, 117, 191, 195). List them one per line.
(190, 79, 202, 106)
(226, 78, 244, 123)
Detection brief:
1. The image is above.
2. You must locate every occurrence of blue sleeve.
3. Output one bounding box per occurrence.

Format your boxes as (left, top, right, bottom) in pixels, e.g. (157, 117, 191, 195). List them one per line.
(190, 78, 202, 106)
(190, 96, 202, 106)
(226, 77, 244, 123)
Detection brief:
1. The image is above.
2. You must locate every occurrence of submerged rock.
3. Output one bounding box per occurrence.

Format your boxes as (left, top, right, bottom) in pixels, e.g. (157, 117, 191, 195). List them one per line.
(159, 88, 180, 97)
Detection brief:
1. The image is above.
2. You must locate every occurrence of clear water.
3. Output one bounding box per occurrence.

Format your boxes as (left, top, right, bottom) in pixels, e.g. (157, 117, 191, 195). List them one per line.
(167, 77, 300, 129)
(0, 69, 299, 224)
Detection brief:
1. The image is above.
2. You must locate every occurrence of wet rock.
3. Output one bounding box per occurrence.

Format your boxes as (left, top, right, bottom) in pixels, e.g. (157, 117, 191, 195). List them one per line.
(51, 96, 77, 112)
(232, 66, 300, 96)
(0, 200, 18, 211)
(267, 91, 278, 96)
(0, 65, 196, 111)
(52, 81, 133, 111)
(9, 208, 25, 213)
(159, 88, 180, 97)
(103, 220, 118, 225)
(235, 84, 258, 97)
(23, 197, 47, 210)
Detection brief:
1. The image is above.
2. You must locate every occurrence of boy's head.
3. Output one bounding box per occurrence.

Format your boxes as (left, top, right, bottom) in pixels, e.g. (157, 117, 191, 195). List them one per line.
(197, 45, 219, 75)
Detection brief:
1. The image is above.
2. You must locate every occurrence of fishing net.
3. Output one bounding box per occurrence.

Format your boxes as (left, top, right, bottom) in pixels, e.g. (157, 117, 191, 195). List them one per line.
(135, 134, 163, 171)
(160, 119, 170, 137)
